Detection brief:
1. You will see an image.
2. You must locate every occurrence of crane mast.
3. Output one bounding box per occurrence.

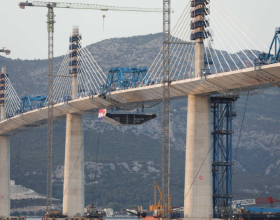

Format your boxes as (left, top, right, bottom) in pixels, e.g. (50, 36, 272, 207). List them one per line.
(46, 4, 54, 212)
(162, 0, 171, 219)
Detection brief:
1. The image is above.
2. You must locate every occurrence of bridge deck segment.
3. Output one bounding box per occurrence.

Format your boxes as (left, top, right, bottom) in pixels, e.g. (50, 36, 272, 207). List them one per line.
(0, 63, 279, 135)
(110, 63, 280, 103)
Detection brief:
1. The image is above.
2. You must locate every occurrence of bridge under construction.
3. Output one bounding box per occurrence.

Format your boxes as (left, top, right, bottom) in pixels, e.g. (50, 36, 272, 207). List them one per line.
(1, 0, 280, 219)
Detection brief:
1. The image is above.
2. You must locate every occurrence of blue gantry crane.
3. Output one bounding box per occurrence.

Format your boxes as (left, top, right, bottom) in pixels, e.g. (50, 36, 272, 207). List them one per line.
(258, 27, 280, 64)
(100, 67, 149, 94)
(17, 95, 47, 113)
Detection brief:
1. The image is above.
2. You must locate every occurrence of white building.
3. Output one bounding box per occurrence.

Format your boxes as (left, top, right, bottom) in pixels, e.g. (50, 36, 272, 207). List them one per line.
(104, 208, 114, 217)
(10, 180, 15, 185)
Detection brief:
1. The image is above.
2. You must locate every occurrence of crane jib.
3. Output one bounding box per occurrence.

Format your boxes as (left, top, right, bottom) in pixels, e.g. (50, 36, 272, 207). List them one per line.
(19, 1, 174, 13)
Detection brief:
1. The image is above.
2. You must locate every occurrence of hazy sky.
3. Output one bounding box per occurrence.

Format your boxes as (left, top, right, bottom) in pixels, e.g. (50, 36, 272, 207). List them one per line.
(1, 0, 280, 60)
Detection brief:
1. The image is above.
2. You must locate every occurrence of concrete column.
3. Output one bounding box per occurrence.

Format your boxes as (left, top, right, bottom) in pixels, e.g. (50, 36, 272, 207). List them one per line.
(63, 113, 84, 217)
(195, 38, 204, 77)
(184, 22, 213, 218)
(184, 95, 212, 218)
(1, 67, 6, 121)
(72, 74, 78, 99)
(0, 136, 10, 217)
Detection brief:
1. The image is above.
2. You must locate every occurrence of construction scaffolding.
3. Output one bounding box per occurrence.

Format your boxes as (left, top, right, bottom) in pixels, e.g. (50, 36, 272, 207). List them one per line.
(211, 96, 238, 219)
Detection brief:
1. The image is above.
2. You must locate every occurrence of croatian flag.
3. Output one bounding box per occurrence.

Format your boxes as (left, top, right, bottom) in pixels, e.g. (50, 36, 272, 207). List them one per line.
(98, 109, 107, 120)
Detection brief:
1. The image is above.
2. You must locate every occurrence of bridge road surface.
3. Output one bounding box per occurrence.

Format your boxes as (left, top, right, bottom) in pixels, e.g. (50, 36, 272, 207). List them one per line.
(0, 63, 279, 135)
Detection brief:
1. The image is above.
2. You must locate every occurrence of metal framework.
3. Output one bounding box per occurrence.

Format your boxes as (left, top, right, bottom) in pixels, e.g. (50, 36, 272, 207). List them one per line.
(46, 4, 55, 212)
(100, 67, 149, 94)
(190, 0, 210, 41)
(211, 97, 238, 219)
(69, 26, 82, 97)
(19, 1, 172, 13)
(258, 27, 280, 64)
(162, 0, 171, 219)
(18, 95, 47, 112)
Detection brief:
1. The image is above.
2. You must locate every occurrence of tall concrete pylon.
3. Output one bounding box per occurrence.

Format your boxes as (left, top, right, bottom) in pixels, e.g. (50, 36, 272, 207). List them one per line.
(0, 67, 10, 217)
(63, 27, 85, 217)
(184, 1, 213, 218)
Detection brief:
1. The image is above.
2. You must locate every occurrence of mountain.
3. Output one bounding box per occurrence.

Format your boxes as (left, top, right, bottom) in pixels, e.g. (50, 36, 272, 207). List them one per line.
(1, 33, 280, 214)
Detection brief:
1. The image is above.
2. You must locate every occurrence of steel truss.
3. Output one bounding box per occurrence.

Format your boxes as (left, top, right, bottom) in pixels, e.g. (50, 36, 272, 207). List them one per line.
(100, 67, 149, 94)
(162, 0, 171, 219)
(211, 96, 238, 219)
(46, 4, 55, 212)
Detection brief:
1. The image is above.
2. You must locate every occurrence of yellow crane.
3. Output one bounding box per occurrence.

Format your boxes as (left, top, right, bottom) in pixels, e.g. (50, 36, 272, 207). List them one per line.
(150, 181, 171, 215)
(18, 1, 173, 213)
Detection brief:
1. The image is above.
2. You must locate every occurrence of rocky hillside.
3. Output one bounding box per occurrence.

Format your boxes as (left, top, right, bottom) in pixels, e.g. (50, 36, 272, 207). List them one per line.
(1, 33, 280, 211)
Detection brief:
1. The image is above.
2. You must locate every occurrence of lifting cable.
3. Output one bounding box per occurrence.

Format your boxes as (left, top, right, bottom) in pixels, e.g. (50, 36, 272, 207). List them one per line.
(51, 121, 65, 202)
(158, 103, 162, 129)
(91, 120, 101, 206)
(170, 114, 186, 146)
(158, 102, 186, 146)
(232, 90, 250, 173)
(184, 143, 214, 201)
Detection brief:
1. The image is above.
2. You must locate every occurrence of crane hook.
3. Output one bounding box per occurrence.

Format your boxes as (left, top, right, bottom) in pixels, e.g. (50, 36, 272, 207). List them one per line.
(103, 15, 106, 31)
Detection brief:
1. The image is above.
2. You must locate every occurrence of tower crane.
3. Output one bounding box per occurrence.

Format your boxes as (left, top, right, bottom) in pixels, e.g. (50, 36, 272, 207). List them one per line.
(0, 48, 10, 55)
(18, 1, 173, 212)
(162, 0, 171, 219)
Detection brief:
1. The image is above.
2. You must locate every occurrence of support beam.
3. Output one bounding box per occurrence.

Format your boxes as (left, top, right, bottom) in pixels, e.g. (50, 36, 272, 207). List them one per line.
(63, 113, 84, 217)
(0, 135, 10, 217)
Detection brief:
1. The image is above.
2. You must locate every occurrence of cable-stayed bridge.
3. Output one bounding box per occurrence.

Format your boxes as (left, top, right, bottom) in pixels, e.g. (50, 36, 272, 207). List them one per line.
(1, 0, 280, 219)
(0, 62, 279, 135)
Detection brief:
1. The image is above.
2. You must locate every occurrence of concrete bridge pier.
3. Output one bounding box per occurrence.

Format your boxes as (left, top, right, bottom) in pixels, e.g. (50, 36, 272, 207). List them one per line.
(63, 27, 85, 217)
(0, 136, 10, 217)
(184, 95, 212, 218)
(63, 113, 84, 217)
(184, 33, 213, 218)
(0, 67, 10, 217)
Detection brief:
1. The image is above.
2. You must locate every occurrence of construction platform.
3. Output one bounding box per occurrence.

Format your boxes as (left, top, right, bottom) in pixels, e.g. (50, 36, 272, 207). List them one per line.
(102, 113, 157, 125)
